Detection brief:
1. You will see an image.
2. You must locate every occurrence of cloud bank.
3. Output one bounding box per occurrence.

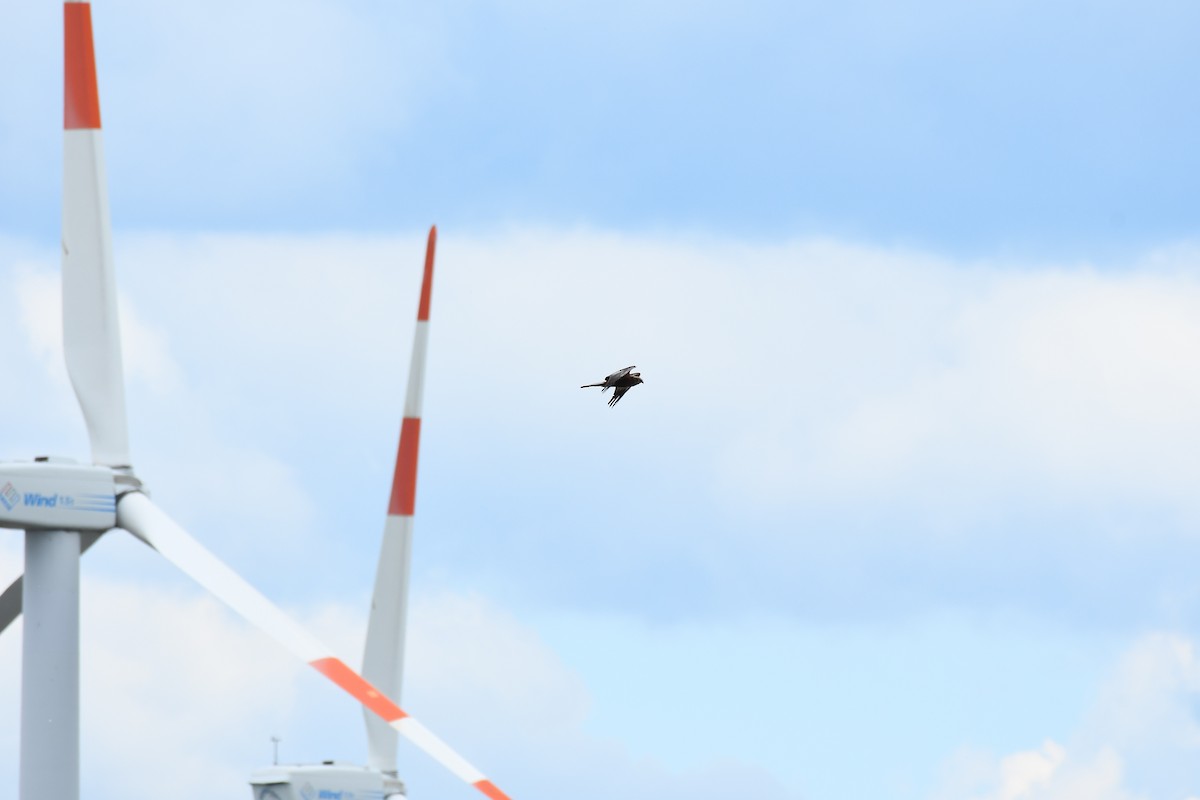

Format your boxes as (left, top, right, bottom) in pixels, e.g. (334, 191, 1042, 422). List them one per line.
(5, 228, 1200, 798)
(7, 230, 1200, 624)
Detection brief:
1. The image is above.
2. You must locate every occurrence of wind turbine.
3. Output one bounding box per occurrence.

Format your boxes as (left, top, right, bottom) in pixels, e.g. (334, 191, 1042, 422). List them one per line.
(250, 226, 437, 800)
(0, 4, 510, 800)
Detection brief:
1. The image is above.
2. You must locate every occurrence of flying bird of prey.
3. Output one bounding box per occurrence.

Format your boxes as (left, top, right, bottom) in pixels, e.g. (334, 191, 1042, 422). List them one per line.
(581, 365, 644, 407)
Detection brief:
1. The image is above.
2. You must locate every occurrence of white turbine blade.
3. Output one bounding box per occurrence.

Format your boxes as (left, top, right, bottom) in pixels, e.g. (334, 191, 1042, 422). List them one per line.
(0, 532, 103, 636)
(62, 0, 131, 467)
(115, 491, 512, 800)
(362, 225, 437, 774)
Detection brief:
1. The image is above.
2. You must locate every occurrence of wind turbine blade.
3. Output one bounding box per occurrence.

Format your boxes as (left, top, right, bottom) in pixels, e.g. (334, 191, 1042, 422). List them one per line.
(62, 0, 131, 467)
(362, 225, 437, 774)
(115, 491, 511, 800)
(0, 532, 103, 636)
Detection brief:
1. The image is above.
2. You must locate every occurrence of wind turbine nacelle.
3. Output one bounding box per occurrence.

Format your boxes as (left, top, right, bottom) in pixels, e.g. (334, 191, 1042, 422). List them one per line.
(249, 762, 403, 800)
(0, 459, 116, 532)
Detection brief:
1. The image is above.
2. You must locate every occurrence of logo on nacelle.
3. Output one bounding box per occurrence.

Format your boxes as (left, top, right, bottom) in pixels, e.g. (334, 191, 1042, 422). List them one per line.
(24, 492, 61, 508)
(0, 482, 18, 512)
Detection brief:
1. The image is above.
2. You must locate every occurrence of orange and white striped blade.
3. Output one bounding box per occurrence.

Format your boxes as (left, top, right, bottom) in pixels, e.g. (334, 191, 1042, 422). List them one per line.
(115, 491, 511, 800)
(62, 0, 131, 468)
(362, 225, 437, 773)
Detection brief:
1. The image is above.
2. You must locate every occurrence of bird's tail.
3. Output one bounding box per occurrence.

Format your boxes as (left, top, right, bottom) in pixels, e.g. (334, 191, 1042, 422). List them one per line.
(580, 382, 604, 388)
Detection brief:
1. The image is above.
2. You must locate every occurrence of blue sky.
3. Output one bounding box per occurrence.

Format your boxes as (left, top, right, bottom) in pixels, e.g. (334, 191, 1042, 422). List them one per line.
(3, 1, 1200, 799)
(4, 0, 1200, 253)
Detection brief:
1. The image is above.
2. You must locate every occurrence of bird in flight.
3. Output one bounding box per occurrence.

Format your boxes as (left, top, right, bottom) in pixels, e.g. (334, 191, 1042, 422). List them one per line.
(581, 365, 644, 407)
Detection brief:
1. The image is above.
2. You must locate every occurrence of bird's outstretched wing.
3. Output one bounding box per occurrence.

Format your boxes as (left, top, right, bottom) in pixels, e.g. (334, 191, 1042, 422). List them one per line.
(605, 365, 636, 383)
(609, 385, 631, 406)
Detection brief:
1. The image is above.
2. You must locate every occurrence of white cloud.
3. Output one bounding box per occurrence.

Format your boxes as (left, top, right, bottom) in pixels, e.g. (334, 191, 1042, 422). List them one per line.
(968, 743, 1134, 800)
(378, 590, 799, 800)
(133, 438, 319, 556)
(14, 266, 63, 376)
(992, 741, 1068, 799)
(16, 227, 1200, 614)
(107, 230, 1200, 481)
(79, 582, 302, 797)
(938, 743, 1137, 800)
(935, 633, 1200, 800)
(707, 243, 1200, 518)
(15, 263, 181, 395)
(408, 590, 590, 733)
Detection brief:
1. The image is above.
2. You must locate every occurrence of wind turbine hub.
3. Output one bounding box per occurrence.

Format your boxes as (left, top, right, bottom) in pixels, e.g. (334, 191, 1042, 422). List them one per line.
(110, 466, 145, 495)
